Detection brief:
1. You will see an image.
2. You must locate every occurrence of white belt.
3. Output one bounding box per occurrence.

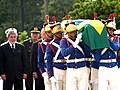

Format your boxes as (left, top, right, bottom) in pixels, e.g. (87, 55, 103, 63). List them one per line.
(54, 59, 66, 63)
(85, 58, 94, 61)
(100, 59, 116, 63)
(67, 58, 85, 63)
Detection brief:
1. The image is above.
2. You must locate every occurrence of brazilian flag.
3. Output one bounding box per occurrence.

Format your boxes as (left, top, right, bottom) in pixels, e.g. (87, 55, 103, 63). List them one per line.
(77, 20, 110, 50)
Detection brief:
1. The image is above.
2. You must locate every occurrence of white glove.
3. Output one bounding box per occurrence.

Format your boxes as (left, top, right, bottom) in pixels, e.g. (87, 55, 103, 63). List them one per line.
(76, 33, 82, 42)
(73, 33, 82, 48)
(73, 41, 78, 48)
(50, 76, 58, 90)
(42, 72, 50, 84)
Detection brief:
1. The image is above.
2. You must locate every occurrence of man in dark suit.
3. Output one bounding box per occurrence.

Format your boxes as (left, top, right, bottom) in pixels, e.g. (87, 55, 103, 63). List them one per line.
(30, 39, 45, 90)
(30, 28, 46, 90)
(0, 28, 27, 90)
(23, 27, 41, 90)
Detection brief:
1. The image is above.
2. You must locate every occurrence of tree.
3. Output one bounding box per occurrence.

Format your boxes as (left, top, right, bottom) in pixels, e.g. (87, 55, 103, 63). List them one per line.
(44, 0, 48, 15)
(0, 0, 44, 44)
(18, 31, 29, 44)
(68, 0, 120, 28)
(41, 0, 77, 22)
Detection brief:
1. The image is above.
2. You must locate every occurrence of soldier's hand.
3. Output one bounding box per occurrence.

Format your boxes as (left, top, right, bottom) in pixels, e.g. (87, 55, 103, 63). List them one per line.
(76, 33, 82, 43)
(42, 72, 50, 84)
(23, 74, 27, 79)
(1, 74, 6, 80)
(33, 72, 38, 78)
(50, 76, 58, 90)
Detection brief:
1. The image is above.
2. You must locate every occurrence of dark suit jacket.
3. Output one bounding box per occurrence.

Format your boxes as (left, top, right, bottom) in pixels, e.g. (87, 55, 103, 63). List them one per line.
(23, 39, 33, 74)
(0, 42, 27, 80)
(30, 39, 45, 90)
(30, 40, 42, 76)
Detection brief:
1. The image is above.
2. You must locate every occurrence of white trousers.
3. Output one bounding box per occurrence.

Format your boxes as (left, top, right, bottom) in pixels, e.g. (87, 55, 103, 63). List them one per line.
(44, 78, 52, 90)
(98, 66, 119, 90)
(66, 67, 88, 90)
(86, 68, 91, 90)
(91, 68, 98, 90)
(53, 67, 66, 90)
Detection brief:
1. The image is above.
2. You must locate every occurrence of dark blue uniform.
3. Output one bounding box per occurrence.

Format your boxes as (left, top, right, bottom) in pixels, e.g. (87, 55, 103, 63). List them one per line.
(93, 36, 119, 90)
(46, 39, 67, 78)
(60, 37, 90, 90)
(60, 38, 87, 68)
(38, 40, 50, 74)
(94, 37, 119, 67)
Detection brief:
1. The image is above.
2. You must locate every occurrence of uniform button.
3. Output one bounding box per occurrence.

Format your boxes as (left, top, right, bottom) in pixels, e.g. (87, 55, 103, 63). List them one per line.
(75, 66, 77, 69)
(29, 50, 30, 52)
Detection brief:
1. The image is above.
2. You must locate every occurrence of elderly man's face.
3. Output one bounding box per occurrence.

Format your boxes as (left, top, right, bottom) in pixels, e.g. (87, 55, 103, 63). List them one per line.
(31, 32, 40, 41)
(7, 33, 17, 44)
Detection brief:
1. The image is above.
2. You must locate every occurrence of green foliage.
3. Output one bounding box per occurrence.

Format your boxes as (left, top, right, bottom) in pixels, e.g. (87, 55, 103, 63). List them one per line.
(41, 0, 77, 22)
(18, 31, 29, 44)
(1, 0, 120, 45)
(68, 0, 120, 29)
(0, 22, 13, 44)
(0, 0, 44, 43)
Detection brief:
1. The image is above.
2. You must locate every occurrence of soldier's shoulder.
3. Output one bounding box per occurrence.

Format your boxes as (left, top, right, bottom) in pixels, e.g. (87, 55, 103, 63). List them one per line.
(33, 39, 42, 44)
(23, 38, 31, 43)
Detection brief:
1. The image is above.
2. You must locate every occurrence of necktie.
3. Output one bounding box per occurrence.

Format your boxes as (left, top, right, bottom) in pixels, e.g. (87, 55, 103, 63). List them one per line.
(12, 44, 15, 52)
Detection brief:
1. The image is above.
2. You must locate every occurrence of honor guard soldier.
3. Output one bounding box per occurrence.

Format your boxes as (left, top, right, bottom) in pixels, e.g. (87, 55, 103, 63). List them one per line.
(38, 22, 53, 90)
(46, 22, 67, 90)
(60, 22, 88, 90)
(23, 27, 41, 90)
(93, 21, 119, 90)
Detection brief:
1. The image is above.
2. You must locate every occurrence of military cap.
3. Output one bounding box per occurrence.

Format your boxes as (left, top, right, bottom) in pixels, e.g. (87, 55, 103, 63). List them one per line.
(43, 22, 54, 32)
(5, 28, 18, 37)
(66, 24, 77, 33)
(106, 21, 116, 30)
(50, 22, 62, 34)
(30, 27, 40, 33)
